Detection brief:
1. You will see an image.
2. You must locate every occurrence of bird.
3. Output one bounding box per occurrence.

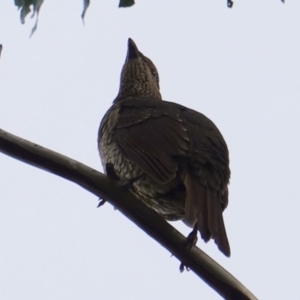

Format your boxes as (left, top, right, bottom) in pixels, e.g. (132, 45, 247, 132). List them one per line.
(98, 38, 231, 257)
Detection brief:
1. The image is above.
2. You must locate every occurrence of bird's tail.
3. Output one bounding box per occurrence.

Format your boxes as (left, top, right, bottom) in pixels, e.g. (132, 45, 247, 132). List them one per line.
(183, 169, 230, 257)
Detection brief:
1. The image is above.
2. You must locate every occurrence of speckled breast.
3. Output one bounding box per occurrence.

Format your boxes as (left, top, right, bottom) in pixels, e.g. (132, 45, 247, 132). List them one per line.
(98, 105, 143, 181)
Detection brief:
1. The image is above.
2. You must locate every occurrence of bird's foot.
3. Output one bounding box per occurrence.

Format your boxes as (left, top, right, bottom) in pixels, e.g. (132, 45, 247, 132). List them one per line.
(186, 223, 198, 250)
(179, 223, 198, 272)
(106, 163, 120, 180)
(97, 198, 106, 208)
(179, 263, 190, 273)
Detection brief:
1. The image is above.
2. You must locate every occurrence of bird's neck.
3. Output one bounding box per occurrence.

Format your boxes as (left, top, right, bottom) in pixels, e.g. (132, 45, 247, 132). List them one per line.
(115, 82, 161, 103)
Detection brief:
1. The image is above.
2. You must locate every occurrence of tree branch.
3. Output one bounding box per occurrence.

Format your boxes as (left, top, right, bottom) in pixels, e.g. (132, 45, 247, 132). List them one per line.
(0, 38, 256, 300)
(0, 128, 258, 300)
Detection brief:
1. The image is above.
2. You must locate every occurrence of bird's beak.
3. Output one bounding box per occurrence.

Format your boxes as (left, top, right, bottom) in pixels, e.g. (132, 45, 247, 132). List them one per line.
(127, 38, 140, 60)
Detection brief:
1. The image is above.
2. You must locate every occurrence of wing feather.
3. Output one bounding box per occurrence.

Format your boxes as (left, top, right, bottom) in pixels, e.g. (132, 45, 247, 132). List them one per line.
(115, 110, 189, 184)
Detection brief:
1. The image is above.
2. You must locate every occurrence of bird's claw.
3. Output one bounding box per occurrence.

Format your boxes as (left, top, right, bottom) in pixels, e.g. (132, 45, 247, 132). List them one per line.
(186, 224, 198, 250)
(178, 224, 198, 272)
(179, 262, 190, 272)
(97, 198, 106, 207)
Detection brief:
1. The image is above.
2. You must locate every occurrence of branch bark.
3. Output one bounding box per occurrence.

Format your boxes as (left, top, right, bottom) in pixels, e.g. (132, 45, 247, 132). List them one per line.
(0, 128, 257, 300)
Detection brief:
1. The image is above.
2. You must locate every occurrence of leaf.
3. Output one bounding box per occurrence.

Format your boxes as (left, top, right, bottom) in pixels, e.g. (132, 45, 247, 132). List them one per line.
(15, 0, 44, 37)
(81, 0, 90, 23)
(119, 0, 135, 8)
(227, 0, 234, 8)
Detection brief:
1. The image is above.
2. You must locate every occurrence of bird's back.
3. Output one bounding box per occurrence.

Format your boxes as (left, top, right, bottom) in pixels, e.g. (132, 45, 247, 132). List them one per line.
(98, 38, 231, 257)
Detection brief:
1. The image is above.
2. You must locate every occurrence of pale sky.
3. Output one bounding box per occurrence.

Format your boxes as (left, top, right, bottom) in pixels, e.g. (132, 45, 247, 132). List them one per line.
(0, 1, 299, 299)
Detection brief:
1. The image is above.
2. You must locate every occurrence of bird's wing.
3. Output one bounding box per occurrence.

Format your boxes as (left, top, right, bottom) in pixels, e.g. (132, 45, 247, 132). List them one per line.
(179, 106, 230, 193)
(114, 99, 189, 184)
(179, 107, 231, 256)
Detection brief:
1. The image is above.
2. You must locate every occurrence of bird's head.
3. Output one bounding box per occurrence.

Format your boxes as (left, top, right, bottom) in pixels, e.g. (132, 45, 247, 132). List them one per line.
(116, 38, 161, 101)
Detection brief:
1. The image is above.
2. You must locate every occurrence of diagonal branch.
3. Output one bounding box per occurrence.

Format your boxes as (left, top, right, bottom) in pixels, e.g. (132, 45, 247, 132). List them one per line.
(0, 128, 257, 300)
(0, 53, 256, 299)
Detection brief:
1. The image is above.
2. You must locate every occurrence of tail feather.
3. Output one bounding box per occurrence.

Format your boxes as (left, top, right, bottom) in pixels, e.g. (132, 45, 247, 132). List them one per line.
(183, 168, 230, 256)
(215, 212, 231, 257)
(184, 169, 211, 242)
(195, 187, 211, 242)
(207, 188, 219, 238)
